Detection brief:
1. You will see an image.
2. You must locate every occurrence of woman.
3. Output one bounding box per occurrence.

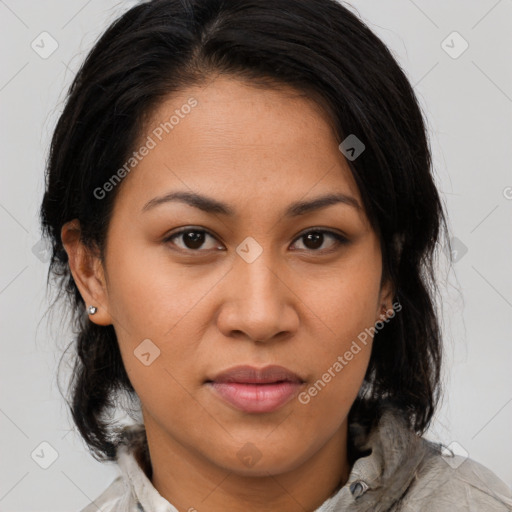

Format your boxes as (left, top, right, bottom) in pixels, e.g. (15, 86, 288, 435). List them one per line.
(39, 0, 512, 510)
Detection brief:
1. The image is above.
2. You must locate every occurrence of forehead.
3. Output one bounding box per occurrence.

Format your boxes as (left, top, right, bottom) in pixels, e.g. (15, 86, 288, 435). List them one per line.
(115, 76, 365, 223)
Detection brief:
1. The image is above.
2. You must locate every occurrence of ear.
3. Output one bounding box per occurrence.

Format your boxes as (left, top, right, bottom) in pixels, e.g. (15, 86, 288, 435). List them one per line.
(61, 219, 112, 326)
(376, 274, 395, 323)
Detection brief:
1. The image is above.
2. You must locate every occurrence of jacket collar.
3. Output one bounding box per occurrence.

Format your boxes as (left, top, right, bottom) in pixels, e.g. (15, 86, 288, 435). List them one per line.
(115, 401, 431, 511)
(334, 401, 431, 511)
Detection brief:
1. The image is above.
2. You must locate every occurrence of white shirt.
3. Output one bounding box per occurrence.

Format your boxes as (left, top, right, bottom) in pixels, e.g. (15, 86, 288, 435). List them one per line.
(80, 403, 512, 511)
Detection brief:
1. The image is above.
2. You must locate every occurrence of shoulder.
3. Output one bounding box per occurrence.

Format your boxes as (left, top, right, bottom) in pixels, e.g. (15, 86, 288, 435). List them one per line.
(79, 475, 129, 512)
(402, 441, 512, 511)
(345, 401, 512, 511)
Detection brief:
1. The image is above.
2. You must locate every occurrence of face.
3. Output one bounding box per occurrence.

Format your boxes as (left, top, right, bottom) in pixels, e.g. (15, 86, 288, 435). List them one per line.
(63, 76, 392, 479)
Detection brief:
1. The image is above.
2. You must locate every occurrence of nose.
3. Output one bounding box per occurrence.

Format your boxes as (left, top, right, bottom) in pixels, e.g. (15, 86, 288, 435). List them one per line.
(216, 251, 299, 343)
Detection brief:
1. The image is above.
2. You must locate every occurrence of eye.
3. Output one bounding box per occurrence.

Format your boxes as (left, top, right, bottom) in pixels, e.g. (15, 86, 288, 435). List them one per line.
(163, 227, 348, 254)
(290, 229, 348, 253)
(163, 228, 223, 252)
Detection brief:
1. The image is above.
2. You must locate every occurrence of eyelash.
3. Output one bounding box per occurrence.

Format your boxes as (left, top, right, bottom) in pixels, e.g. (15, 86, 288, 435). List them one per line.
(163, 227, 349, 255)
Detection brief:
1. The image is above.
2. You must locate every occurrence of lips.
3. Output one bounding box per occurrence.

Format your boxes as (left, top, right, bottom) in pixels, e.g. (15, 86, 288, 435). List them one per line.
(207, 364, 304, 384)
(205, 365, 305, 413)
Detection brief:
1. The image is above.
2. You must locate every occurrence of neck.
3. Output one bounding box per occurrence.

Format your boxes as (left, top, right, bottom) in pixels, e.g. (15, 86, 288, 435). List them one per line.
(145, 416, 350, 512)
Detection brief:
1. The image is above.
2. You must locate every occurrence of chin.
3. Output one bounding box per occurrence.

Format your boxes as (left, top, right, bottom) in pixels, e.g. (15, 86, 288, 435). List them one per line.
(208, 439, 309, 477)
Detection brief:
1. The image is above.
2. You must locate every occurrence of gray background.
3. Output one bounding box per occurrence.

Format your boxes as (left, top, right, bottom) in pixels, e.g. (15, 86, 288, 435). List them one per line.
(1, 0, 511, 510)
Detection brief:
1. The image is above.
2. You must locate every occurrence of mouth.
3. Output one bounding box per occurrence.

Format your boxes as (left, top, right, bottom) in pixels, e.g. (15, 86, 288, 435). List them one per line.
(205, 365, 305, 413)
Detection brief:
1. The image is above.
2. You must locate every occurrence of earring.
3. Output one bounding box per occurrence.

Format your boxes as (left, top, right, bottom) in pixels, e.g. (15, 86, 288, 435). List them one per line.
(380, 305, 388, 320)
(87, 305, 97, 315)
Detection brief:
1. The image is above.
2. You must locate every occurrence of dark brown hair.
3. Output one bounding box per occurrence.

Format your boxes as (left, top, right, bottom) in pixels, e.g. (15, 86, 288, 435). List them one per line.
(40, 0, 450, 461)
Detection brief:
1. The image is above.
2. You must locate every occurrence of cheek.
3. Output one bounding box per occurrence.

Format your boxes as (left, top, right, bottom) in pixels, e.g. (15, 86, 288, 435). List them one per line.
(308, 267, 381, 353)
(105, 241, 211, 340)
(297, 253, 381, 401)
(296, 333, 372, 429)
(105, 242, 217, 397)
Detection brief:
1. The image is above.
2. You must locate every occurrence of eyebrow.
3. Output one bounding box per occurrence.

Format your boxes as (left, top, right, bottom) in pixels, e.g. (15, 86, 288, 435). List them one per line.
(141, 190, 361, 217)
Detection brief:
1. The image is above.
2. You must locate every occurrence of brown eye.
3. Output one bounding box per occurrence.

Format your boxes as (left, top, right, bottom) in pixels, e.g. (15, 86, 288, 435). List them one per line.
(163, 227, 348, 255)
(164, 228, 221, 252)
(291, 229, 348, 252)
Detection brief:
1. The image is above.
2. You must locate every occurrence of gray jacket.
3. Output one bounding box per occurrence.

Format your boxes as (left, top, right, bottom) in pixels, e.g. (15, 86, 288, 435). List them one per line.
(81, 404, 512, 511)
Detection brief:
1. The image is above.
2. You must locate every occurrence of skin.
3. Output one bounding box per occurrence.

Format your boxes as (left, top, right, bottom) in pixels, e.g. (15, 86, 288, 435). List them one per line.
(62, 75, 393, 512)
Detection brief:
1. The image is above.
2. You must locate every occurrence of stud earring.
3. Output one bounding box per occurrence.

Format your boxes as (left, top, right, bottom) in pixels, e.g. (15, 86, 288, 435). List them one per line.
(87, 305, 97, 315)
